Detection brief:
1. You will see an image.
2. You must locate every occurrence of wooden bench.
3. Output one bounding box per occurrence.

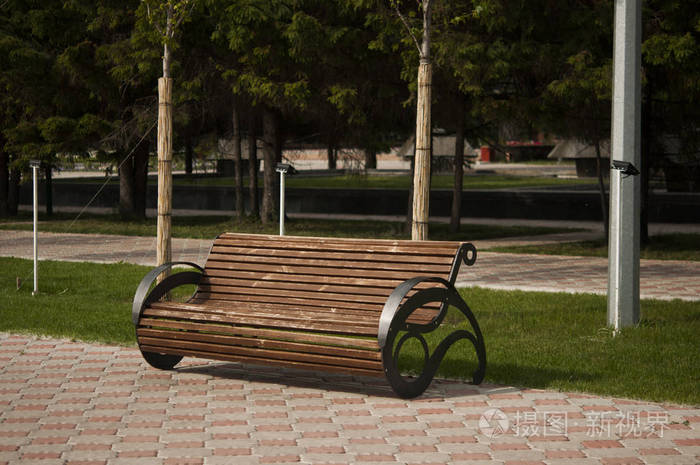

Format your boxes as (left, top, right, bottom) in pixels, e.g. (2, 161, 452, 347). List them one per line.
(132, 233, 486, 398)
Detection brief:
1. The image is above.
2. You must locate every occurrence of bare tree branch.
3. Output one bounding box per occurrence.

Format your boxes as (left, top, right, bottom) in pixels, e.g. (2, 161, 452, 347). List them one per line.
(394, 4, 422, 56)
(145, 2, 165, 36)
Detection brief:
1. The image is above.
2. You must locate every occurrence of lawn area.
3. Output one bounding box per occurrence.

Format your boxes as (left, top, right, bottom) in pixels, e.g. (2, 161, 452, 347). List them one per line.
(177, 173, 595, 190)
(0, 213, 571, 242)
(55, 172, 595, 190)
(492, 233, 700, 261)
(2, 257, 698, 405)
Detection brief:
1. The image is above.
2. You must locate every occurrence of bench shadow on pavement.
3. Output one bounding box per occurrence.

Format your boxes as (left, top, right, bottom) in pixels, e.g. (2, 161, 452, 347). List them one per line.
(172, 360, 595, 399)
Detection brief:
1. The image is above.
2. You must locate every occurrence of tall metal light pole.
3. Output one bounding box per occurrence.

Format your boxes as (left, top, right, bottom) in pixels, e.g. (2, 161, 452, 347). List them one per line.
(608, 0, 642, 331)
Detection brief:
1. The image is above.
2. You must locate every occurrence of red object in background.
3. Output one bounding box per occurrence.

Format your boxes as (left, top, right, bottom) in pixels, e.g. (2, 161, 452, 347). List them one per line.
(480, 146, 492, 162)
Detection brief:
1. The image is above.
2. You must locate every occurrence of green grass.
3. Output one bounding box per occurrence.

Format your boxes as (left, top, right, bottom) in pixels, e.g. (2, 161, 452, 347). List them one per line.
(2, 257, 698, 405)
(55, 173, 594, 190)
(3, 259, 142, 345)
(397, 288, 700, 405)
(176, 173, 594, 190)
(0, 212, 571, 241)
(492, 233, 700, 261)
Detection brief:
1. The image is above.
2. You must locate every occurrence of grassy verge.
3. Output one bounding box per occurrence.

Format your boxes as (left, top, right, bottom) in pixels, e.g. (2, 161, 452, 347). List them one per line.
(54, 173, 595, 190)
(2, 257, 697, 405)
(0, 213, 571, 241)
(177, 173, 595, 190)
(492, 233, 700, 261)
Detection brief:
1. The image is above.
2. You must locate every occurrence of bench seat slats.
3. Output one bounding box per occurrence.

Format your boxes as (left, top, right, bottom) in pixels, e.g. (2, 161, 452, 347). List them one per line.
(196, 286, 390, 306)
(189, 292, 386, 313)
(143, 306, 380, 336)
(146, 301, 381, 328)
(185, 299, 439, 327)
(138, 318, 379, 350)
(139, 344, 384, 377)
(137, 328, 381, 361)
(138, 336, 383, 371)
(204, 261, 443, 281)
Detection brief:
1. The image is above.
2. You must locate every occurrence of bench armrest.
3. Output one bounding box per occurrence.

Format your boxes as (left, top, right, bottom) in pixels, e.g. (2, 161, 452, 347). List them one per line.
(132, 261, 204, 325)
(378, 276, 451, 349)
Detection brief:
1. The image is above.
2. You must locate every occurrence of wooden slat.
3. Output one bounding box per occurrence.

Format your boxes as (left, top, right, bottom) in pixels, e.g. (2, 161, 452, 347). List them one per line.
(206, 253, 452, 274)
(202, 269, 406, 289)
(201, 269, 449, 294)
(204, 260, 444, 281)
(196, 285, 389, 306)
(147, 301, 381, 328)
(138, 336, 383, 371)
(210, 245, 456, 266)
(201, 276, 400, 298)
(216, 233, 461, 253)
(138, 318, 379, 350)
(139, 344, 384, 377)
(186, 299, 439, 326)
(142, 307, 379, 336)
(190, 292, 383, 313)
(137, 328, 381, 361)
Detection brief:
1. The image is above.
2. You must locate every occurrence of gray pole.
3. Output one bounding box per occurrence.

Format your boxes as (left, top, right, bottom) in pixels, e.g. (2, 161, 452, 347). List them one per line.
(279, 170, 285, 236)
(30, 160, 40, 296)
(608, 0, 641, 330)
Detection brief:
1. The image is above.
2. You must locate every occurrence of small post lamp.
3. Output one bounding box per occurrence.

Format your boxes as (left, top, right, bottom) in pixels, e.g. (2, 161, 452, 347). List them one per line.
(29, 160, 41, 295)
(276, 163, 297, 236)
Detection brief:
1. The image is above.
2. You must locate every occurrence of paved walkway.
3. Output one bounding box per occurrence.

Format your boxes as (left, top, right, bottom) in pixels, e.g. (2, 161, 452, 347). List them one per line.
(2, 230, 699, 301)
(1, 333, 699, 465)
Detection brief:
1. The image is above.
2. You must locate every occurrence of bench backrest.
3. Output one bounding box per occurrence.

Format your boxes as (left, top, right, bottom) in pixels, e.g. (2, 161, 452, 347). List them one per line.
(193, 234, 466, 325)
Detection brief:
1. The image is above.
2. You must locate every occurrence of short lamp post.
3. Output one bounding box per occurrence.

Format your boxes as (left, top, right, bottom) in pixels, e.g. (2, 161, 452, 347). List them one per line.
(275, 163, 297, 236)
(29, 160, 41, 296)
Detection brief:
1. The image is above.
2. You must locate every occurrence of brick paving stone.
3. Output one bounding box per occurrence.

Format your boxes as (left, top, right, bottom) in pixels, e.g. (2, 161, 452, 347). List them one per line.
(1, 333, 700, 465)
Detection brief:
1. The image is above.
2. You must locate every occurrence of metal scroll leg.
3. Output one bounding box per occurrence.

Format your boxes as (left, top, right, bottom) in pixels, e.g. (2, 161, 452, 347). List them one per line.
(141, 351, 183, 370)
(381, 288, 486, 398)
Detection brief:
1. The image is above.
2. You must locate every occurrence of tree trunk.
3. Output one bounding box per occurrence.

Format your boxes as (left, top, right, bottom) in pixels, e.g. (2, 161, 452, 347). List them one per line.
(156, 5, 174, 282)
(157, 76, 173, 273)
(184, 135, 193, 175)
(133, 138, 149, 220)
(405, 154, 415, 235)
(248, 111, 259, 218)
(595, 140, 609, 239)
(327, 141, 337, 170)
(411, 1, 433, 241)
(232, 104, 244, 218)
(44, 164, 53, 216)
(412, 61, 432, 240)
(8, 168, 20, 216)
(275, 122, 284, 165)
(364, 149, 377, 170)
(119, 152, 135, 219)
(261, 108, 277, 224)
(0, 147, 8, 217)
(450, 110, 465, 233)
